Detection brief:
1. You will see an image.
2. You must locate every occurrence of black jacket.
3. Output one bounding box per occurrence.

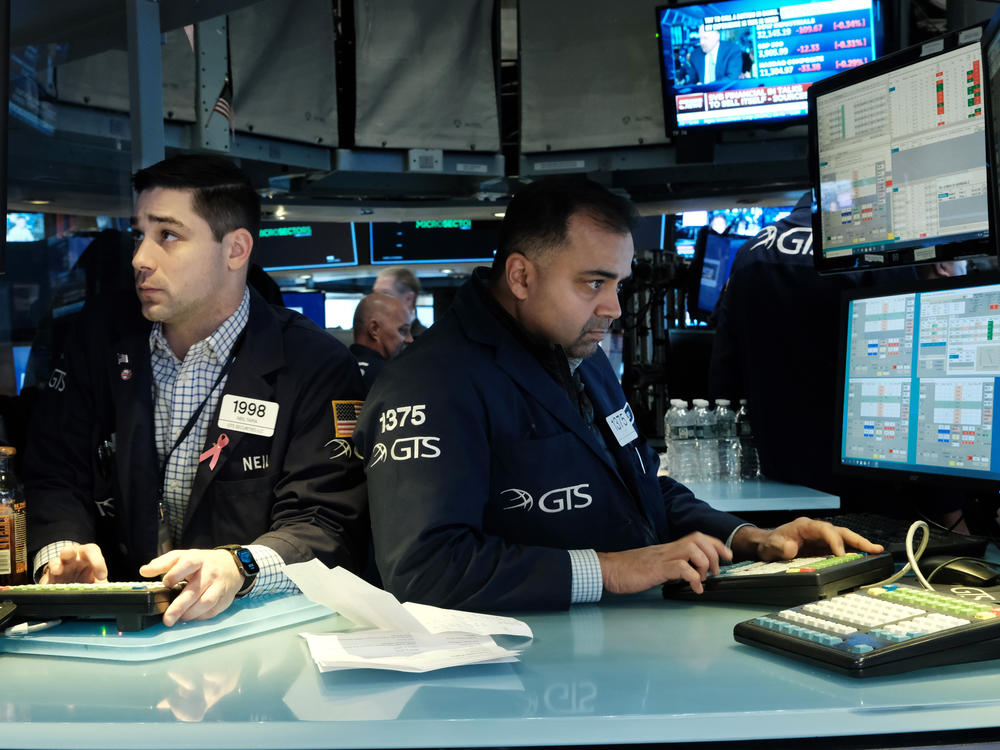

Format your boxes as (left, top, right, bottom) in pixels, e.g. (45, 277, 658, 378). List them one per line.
(354, 271, 744, 611)
(25, 289, 369, 578)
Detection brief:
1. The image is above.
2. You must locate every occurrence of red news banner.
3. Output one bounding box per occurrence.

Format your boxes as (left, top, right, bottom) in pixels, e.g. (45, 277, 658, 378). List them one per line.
(677, 83, 810, 113)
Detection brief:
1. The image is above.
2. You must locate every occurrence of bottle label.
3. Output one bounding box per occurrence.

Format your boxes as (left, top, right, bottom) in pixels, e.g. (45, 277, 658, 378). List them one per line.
(670, 425, 693, 440)
(0, 511, 10, 575)
(13, 509, 26, 574)
(694, 424, 716, 439)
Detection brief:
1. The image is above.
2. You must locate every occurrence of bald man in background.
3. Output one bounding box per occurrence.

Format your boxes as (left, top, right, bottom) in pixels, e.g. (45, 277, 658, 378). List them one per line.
(350, 293, 413, 390)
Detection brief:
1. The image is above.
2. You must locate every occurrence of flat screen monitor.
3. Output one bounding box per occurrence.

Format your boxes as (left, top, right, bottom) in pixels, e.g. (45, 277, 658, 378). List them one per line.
(837, 273, 1000, 489)
(369, 220, 498, 265)
(281, 292, 326, 329)
(810, 25, 993, 274)
(981, 7, 1000, 232)
(254, 222, 360, 272)
(6, 212, 44, 242)
(656, 0, 884, 132)
(689, 226, 746, 321)
(633, 214, 666, 250)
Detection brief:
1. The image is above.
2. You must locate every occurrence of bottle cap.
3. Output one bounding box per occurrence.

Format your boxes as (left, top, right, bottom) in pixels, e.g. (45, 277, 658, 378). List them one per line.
(692, 398, 708, 407)
(716, 399, 730, 406)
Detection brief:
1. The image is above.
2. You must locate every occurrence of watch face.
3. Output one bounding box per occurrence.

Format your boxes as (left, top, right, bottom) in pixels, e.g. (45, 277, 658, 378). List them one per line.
(235, 548, 260, 575)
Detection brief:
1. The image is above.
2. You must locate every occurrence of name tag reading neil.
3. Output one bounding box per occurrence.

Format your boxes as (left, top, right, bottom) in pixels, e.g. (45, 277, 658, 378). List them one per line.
(606, 406, 639, 447)
(219, 394, 279, 437)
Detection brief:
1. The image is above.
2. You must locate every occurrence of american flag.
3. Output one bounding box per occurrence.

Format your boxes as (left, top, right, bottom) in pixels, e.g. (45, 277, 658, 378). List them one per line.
(332, 400, 364, 437)
(210, 76, 235, 130)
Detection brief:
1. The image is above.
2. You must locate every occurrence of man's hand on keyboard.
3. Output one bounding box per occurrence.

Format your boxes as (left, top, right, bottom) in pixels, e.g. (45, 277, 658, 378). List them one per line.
(597, 532, 733, 594)
(40, 544, 109, 584)
(139, 549, 242, 627)
(732, 517, 884, 562)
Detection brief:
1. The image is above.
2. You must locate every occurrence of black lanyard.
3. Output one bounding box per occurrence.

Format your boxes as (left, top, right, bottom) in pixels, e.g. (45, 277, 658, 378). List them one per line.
(156, 331, 245, 497)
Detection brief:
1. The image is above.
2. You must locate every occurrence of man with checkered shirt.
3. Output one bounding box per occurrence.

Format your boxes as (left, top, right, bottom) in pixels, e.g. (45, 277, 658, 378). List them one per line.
(24, 155, 368, 626)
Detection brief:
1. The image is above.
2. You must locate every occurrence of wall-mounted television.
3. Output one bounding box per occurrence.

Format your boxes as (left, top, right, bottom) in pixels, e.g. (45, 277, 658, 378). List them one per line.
(254, 222, 360, 272)
(656, 0, 885, 132)
(369, 220, 499, 265)
(6, 212, 44, 242)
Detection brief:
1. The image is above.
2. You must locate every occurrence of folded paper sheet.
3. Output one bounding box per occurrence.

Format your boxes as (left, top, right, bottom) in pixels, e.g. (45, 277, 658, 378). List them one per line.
(286, 559, 532, 672)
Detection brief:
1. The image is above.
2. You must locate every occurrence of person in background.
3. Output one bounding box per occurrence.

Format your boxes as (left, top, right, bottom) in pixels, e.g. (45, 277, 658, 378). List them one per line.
(24, 154, 368, 626)
(350, 293, 413, 390)
(684, 24, 743, 84)
(354, 176, 882, 612)
(373, 266, 427, 336)
(709, 191, 971, 530)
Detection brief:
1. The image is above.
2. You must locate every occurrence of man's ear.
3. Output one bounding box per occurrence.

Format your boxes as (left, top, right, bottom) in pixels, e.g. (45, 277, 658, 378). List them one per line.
(505, 253, 534, 302)
(224, 228, 254, 271)
(366, 318, 381, 341)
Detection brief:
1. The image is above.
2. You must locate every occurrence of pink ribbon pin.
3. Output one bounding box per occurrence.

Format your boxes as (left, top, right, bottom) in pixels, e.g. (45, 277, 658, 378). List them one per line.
(199, 433, 229, 470)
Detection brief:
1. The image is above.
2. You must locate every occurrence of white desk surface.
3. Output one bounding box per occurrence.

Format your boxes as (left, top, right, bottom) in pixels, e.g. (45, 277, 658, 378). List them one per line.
(2, 586, 999, 749)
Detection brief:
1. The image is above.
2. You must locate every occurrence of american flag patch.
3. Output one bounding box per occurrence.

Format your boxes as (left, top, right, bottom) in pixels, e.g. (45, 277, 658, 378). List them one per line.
(332, 400, 364, 437)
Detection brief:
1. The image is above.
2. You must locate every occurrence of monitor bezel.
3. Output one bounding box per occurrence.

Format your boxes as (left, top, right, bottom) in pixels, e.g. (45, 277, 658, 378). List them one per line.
(655, 0, 886, 137)
(834, 270, 1000, 494)
(256, 221, 361, 272)
(809, 24, 996, 275)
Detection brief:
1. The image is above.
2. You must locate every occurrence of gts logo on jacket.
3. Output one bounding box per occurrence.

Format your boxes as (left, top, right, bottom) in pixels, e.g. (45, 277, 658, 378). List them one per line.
(501, 484, 592, 513)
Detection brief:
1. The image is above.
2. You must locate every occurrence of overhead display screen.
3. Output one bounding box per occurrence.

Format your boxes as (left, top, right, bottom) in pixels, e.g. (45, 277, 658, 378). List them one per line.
(369, 220, 499, 264)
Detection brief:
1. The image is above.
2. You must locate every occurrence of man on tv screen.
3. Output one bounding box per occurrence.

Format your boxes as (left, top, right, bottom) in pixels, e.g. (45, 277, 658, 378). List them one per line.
(683, 24, 744, 84)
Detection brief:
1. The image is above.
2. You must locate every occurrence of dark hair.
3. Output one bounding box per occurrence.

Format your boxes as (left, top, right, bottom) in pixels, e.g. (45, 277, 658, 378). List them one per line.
(133, 154, 261, 241)
(491, 175, 638, 280)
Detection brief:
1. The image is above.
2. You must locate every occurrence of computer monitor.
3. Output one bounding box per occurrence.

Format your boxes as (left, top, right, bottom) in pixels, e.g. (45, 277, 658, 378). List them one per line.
(837, 272, 1000, 490)
(688, 225, 746, 322)
(281, 292, 326, 329)
(254, 222, 360, 272)
(633, 214, 666, 251)
(369, 220, 498, 265)
(982, 7, 1000, 230)
(656, 0, 884, 132)
(810, 25, 993, 274)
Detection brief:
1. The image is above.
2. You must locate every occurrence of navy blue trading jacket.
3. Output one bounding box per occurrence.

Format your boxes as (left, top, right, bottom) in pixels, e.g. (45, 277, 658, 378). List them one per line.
(355, 270, 745, 611)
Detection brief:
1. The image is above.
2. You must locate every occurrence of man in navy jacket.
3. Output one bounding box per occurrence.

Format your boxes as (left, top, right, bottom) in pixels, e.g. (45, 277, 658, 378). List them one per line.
(354, 176, 881, 611)
(25, 155, 368, 625)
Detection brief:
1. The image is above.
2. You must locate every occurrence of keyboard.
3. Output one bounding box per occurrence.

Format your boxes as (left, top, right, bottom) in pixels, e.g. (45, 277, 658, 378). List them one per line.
(662, 552, 894, 606)
(0, 582, 180, 632)
(734, 583, 1000, 677)
(823, 512, 988, 561)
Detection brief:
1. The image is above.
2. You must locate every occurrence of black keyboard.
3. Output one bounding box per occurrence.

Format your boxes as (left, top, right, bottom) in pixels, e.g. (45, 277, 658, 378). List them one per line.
(734, 583, 1000, 677)
(0, 581, 180, 632)
(662, 552, 894, 606)
(823, 512, 988, 561)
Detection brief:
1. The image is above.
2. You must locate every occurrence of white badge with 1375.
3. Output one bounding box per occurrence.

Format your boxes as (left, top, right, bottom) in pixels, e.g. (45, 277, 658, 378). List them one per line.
(219, 394, 279, 437)
(606, 406, 638, 447)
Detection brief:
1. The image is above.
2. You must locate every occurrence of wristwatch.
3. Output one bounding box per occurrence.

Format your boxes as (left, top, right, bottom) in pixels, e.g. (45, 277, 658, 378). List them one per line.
(217, 545, 259, 598)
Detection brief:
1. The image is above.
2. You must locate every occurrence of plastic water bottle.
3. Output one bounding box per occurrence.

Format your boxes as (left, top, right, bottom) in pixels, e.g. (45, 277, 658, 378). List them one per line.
(665, 399, 697, 482)
(735, 399, 761, 480)
(714, 399, 739, 482)
(691, 399, 718, 482)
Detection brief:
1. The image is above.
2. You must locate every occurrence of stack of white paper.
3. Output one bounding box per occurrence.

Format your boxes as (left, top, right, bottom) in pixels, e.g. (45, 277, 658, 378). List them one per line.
(285, 559, 533, 673)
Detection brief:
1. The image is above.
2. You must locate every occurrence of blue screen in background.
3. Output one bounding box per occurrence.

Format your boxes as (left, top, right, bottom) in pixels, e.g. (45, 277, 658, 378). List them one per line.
(657, 0, 881, 128)
(6, 212, 44, 242)
(282, 293, 326, 329)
